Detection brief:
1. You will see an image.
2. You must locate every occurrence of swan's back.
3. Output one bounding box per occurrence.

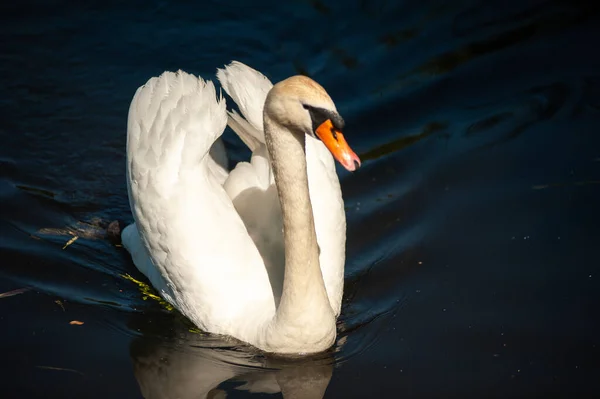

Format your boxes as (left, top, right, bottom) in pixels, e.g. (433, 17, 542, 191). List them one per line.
(123, 71, 275, 338)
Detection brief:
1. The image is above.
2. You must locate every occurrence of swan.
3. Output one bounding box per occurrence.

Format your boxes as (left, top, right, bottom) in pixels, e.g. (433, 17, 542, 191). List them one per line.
(121, 61, 360, 354)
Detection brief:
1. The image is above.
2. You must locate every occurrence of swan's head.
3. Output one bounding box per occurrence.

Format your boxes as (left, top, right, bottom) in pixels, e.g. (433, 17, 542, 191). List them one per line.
(264, 75, 361, 172)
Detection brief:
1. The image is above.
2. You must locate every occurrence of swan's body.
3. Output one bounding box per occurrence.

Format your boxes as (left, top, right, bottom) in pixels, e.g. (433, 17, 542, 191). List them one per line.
(122, 62, 359, 354)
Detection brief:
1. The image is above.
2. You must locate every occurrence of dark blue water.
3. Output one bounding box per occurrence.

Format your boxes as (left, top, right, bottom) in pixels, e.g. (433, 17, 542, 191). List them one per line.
(1, 0, 599, 397)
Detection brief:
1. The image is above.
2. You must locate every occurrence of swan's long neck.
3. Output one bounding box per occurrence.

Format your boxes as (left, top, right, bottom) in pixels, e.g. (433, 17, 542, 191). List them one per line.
(263, 116, 335, 352)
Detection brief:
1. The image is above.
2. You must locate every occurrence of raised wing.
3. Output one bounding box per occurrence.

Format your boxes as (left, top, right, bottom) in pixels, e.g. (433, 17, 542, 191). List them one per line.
(217, 61, 273, 151)
(124, 70, 274, 332)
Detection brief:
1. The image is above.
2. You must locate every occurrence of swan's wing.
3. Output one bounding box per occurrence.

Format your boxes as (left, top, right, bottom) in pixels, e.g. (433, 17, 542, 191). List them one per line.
(124, 70, 274, 333)
(216, 61, 273, 149)
(226, 110, 263, 152)
(208, 137, 229, 185)
(223, 146, 285, 301)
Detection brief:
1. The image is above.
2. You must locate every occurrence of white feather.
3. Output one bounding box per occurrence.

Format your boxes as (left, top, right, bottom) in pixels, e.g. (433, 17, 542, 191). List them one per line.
(124, 70, 275, 341)
(216, 60, 273, 135)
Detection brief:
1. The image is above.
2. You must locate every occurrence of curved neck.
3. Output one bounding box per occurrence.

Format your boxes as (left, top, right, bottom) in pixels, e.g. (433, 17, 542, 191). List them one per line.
(263, 116, 334, 347)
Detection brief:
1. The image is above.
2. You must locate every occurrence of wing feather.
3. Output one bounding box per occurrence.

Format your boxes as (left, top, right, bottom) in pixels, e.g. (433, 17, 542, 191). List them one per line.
(124, 70, 274, 333)
(216, 61, 273, 145)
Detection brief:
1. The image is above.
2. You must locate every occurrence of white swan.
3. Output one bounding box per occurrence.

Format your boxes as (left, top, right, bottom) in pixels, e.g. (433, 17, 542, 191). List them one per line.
(122, 61, 360, 354)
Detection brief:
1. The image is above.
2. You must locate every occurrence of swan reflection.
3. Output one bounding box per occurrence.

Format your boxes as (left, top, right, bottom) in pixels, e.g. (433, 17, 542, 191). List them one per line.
(130, 325, 335, 399)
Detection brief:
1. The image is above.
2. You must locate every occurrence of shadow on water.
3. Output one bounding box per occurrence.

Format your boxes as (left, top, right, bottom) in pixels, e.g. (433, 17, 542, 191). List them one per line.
(128, 312, 336, 399)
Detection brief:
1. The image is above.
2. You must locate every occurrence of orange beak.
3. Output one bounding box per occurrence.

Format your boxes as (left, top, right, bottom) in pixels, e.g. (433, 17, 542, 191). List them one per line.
(315, 119, 361, 172)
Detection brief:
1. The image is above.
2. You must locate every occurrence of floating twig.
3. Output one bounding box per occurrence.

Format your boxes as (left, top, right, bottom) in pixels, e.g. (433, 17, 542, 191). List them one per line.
(0, 287, 30, 299)
(62, 235, 79, 249)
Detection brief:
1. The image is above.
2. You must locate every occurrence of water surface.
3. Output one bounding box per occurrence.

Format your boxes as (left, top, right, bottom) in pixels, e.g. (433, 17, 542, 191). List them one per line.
(1, 0, 599, 397)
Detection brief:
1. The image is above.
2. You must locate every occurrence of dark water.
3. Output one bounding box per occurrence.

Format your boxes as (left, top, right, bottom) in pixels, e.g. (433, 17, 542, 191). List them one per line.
(1, 0, 600, 397)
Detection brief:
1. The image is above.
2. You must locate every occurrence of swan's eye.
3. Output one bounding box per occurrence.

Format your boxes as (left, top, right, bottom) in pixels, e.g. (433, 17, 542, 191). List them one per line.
(303, 104, 345, 134)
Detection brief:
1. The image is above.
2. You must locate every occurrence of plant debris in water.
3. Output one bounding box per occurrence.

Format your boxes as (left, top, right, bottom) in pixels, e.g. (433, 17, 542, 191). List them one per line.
(120, 273, 174, 311)
(54, 300, 65, 311)
(120, 274, 206, 334)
